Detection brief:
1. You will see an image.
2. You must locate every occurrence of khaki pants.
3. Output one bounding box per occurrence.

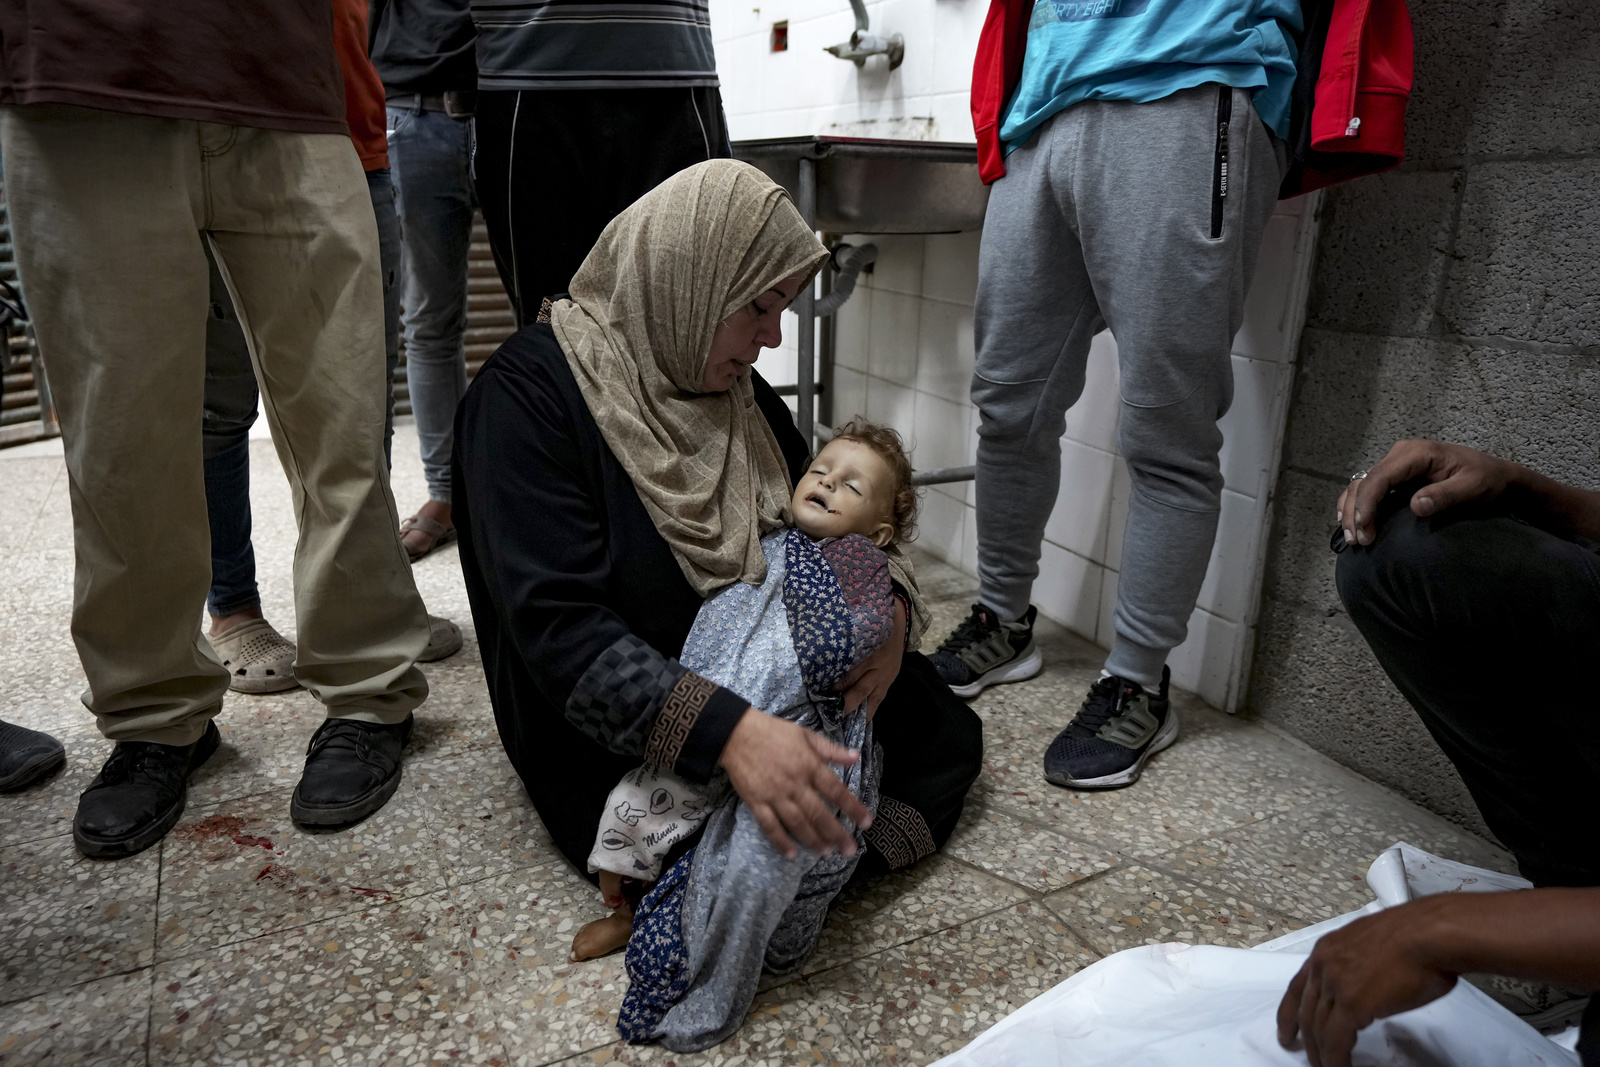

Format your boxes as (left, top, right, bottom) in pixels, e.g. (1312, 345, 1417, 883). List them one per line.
(0, 105, 429, 745)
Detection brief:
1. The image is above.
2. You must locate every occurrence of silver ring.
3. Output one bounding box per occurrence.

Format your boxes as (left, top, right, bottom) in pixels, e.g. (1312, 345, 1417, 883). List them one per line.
(1349, 470, 1369, 481)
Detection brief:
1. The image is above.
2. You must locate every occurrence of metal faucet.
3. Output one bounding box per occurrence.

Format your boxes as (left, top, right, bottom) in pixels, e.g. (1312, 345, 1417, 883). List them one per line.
(824, 0, 905, 70)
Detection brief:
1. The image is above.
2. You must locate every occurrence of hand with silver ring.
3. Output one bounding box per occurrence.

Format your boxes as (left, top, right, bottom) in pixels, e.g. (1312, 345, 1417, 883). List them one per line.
(1335, 441, 1516, 548)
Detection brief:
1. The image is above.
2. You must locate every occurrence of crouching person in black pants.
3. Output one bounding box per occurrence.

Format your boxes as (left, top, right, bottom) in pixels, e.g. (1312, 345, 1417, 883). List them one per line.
(1332, 439, 1600, 888)
(1272, 439, 1600, 1067)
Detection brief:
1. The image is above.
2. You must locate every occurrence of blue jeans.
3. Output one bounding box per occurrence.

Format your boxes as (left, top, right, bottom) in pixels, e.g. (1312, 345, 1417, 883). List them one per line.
(202, 167, 402, 615)
(387, 105, 475, 503)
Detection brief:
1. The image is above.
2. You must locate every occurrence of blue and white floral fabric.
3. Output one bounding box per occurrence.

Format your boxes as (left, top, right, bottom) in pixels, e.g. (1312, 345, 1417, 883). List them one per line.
(613, 527, 894, 1050)
(589, 529, 891, 880)
(613, 851, 695, 1040)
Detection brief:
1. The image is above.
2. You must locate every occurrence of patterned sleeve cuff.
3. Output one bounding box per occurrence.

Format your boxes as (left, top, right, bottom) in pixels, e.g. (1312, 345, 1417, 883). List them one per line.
(566, 633, 686, 756)
(644, 671, 749, 784)
(863, 795, 938, 870)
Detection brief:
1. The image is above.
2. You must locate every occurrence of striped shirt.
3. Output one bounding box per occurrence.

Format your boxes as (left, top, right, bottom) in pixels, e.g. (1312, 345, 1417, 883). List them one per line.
(471, 0, 718, 90)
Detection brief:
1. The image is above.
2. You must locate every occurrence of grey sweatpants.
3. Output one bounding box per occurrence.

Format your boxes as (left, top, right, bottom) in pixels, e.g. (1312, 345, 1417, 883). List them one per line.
(972, 83, 1285, 688)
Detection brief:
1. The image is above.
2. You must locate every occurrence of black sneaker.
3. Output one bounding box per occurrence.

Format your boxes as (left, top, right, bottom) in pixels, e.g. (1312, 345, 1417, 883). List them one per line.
(1042, 667, 1178, 789)
(73, 719, 221, 858)
(291, 714, 413, 828)
(0, 719, 66, 792)
(929, 604, 1043, 698)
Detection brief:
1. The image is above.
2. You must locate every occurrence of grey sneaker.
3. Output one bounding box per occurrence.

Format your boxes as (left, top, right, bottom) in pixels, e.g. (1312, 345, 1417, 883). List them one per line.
(929, 604, 1043, 698)
(1042, 667, 1178, 789)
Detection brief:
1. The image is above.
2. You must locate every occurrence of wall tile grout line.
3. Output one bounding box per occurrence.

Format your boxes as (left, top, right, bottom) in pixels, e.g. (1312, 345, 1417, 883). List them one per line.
(1297, 322, 1600, 359)
(970, 783, 1291, 883)
(144, 837, 165, 1064)
(1394, 148, 1600, 171)
(446, 874, 522, 1067)
(0, 959, 154, 1011)
(10, 460, 65, 561)
(801, 885, 1051, 982)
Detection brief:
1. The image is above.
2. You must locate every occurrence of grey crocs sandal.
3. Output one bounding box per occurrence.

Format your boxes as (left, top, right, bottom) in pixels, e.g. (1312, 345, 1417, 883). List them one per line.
(419, 615, 463, 663)
(209, 617, 299, 694)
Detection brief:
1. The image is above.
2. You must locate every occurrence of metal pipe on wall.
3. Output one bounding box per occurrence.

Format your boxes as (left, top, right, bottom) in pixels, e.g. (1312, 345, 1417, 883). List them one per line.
(911, 465, 975, 486)
(814, 417, 975, 486)
(795, 157, 817, 445)
(818, 232, 836, 429)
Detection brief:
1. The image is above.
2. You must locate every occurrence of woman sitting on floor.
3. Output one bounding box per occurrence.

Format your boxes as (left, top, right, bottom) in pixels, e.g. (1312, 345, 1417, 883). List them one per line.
(452, 159, 985, 1048)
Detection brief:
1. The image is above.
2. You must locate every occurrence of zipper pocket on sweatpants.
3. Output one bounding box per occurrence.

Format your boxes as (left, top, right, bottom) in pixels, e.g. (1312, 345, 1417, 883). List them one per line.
(1210, 85, 1233, 240)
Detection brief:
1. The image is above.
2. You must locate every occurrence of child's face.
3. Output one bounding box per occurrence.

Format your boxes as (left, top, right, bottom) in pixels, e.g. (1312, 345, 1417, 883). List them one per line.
(791, 437, 896, 547)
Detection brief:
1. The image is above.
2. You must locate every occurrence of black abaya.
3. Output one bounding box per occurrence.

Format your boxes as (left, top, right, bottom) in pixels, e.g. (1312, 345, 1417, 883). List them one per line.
(453, 324, 983, 877)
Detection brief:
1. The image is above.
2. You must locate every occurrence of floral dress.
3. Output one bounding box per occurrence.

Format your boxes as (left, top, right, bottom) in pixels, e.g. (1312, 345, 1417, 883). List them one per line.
(612, 527, 895, 1052)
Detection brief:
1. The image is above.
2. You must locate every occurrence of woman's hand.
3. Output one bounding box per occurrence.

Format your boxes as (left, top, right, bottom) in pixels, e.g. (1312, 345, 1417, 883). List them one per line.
(719, 708, 873, 859)
(1277, 899, 1459, 1067)
(836, 598, 906, 722)
(1336, 439, 1516, 547)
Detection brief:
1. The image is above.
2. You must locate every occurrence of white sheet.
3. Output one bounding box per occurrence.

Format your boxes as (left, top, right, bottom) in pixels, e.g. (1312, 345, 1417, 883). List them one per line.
(930, 844, 1575, 1067)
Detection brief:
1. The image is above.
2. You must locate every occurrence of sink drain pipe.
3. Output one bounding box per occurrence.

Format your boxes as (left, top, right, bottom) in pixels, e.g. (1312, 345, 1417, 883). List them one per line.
(788, 230, 976, 486)
(813, 242, 975, 484)
(776, 239, 874, 424)
(815, 243, 877, 317)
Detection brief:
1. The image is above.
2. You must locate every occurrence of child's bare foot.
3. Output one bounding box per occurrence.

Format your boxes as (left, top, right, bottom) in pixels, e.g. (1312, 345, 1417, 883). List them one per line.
(570, 911, 632, 961)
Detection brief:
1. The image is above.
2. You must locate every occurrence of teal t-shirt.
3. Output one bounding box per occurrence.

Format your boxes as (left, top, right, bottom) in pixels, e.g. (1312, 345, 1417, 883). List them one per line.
(999, 0, 1302, 153)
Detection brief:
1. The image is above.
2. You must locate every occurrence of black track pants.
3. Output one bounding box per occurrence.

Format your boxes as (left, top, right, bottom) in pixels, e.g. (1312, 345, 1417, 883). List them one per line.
(473, 86, 730, 326)
(1335, 488, 1600, 887)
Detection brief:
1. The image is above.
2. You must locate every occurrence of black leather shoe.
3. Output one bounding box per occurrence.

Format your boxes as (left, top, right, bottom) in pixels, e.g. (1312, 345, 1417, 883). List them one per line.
(291, 715, 413, 828)
(0, 719, 67, 792)
(73, 720, 221, 858)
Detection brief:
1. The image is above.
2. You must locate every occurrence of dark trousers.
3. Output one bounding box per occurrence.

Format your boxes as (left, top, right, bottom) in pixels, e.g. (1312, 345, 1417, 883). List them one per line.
(200, 244, 262, 616)
(201, 169, 403, 616)
(472, 87, 730, 327)
(1334, 489, 1600, 887)
(856, 652, 986, 877)
(386, 105, 477, 504)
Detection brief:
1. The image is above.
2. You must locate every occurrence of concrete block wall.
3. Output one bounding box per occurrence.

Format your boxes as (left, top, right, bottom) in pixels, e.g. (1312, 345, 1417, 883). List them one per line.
(1246, 0, 1600, 836)
(715, 0, 1324, 711)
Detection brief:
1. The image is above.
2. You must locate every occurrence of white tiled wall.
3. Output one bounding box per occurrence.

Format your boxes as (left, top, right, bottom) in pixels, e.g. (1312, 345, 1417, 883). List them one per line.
(716, 0, 1321, 710)
(711, 0, 989, 145)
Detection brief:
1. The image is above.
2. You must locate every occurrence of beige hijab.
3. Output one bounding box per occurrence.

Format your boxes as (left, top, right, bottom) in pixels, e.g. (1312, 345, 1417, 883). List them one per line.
(551, 159, 830, 596)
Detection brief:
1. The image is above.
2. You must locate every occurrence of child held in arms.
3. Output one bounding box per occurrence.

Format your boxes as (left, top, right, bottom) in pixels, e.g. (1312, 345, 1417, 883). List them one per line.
(572, 419, 919, 964)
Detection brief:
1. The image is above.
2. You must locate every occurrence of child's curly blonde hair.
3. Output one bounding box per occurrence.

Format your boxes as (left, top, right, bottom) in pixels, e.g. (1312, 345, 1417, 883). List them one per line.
(830, 418, 918, 547)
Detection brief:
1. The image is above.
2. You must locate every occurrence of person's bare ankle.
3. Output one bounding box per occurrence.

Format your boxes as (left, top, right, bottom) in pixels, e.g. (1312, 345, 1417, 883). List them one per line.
(210, 605, 265, 638)
(400, 500, 455, 558)
(416, 499, 452, 527)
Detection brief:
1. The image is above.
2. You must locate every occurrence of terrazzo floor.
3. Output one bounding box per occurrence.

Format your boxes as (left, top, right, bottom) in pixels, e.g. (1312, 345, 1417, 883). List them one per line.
(0, 423, 1517, 1066)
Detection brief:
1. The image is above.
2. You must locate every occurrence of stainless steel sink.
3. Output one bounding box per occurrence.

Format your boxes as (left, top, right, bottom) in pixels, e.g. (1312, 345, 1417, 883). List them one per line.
(729, 136, 986, 466)
(732, 136, 989, 235)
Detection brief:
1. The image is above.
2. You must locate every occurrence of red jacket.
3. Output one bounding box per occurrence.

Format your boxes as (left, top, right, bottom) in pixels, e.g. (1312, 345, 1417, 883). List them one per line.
(334, 0, 390, 171)
(970, 0, 1413, 197)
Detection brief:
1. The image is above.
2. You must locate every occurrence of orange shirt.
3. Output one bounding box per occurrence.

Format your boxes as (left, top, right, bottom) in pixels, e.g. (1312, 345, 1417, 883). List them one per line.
(333, 0, 390, 171)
